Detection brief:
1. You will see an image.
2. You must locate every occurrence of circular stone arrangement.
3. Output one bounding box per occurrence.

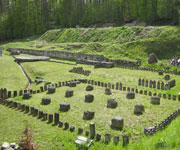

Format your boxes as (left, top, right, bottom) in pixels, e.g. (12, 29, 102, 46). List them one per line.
(48, 86, 56, 94)
(111, 116, 124, 130)
(85, 94, 94, 103)
(86, 85, 94, 91)
(83, 111, 95, 120)
(65, 90, 74, 98)
(59, 103, 70, 112)
(23, 93, 32, 99)
(105, 87, 112, 95)
(107, 98, 117, 108)
(41, 97, 51, 105)
(126, 92, 135, 99)
(134, 104, 145, 115)
(151, 96, 160, 105)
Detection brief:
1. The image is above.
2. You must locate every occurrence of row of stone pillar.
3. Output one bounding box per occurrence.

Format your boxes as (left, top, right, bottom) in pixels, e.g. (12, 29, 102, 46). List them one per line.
(86, 79, 180, 101)
(87, 79, 123, 90)
(0, 98, 129, 146)
(138, 78, 170, 90)
(144, 109, 180, 135)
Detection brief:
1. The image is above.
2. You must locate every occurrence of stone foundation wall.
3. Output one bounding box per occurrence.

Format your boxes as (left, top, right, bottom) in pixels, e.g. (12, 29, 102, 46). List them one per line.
(7, 48, 139, 67)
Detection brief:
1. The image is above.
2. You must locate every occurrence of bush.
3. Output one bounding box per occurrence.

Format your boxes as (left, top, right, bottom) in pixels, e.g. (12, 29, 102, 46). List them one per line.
(18, 122, 38, 150)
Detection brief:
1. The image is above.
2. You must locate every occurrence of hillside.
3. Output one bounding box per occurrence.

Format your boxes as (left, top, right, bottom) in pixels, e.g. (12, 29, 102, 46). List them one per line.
(2, 26, 180, 71)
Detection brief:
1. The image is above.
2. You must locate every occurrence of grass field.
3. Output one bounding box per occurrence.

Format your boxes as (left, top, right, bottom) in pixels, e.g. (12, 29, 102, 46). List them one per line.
(20, 58, 180, 95)
(0, 54, 27, 90)
(1, 26, 180, 149)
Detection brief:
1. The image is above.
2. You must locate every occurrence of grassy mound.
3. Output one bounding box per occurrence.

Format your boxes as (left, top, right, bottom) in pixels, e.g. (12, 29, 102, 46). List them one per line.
(39, 26, 180, 60)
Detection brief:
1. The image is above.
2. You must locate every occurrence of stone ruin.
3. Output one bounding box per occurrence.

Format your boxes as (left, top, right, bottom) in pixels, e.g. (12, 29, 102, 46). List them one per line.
(151, 96, 160, 105)
(107, 98, 117, 108)
(85, 94, 94, 103)
(111, 117, 124, 130)
(134, 104, 145, 115)
(41, 97, 51, 105)
(86, 85, 94, 91)
(76, 59, 114, 68)
(148, 53, 158, 64)
(65, 90, 74, 98)
(126, 92, 135, 99)
(23, 92, 32, 99)
(164, 75, 170, 80)
(83, 111, 95, 120)
(59, 103, 70, 112)
(105, 87, 112, 95)
(48, 86, 56, 94)
(69, 67, 91, 76)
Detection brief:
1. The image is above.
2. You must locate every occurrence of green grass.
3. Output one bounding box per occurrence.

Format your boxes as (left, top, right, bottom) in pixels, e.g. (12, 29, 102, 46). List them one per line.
(1, 103, 180, 150)
(1, 26, 180, 149)
(1, 26, 180, 71)
(21, 58, 180, 95)
(0, 54, 27, 90)
(12, 83, 180, 140)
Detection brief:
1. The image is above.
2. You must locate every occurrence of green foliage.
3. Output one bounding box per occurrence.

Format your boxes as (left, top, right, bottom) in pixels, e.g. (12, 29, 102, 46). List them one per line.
(0, 0, 180, 41)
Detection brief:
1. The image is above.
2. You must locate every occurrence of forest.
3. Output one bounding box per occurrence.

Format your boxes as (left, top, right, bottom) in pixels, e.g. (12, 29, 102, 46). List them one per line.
(0, 0, 179, 41)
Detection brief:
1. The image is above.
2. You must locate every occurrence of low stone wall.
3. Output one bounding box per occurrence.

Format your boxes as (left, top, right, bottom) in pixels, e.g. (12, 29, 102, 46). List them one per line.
(7, 48, 139, 67)
(144, 109, 180, 135)
(8, 48, 106, 61)
(76, 59, 115, 68)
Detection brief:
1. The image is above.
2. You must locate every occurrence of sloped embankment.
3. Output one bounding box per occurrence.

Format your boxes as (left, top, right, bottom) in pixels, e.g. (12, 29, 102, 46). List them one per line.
(39, 26, 180, 61)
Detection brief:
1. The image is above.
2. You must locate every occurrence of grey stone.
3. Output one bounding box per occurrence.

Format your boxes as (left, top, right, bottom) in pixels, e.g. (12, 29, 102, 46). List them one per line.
(105, 87, 112, 95)
(105, 133, 111, 144)
(158, 71, 164, 75)
(86, 85, 94, 91)
(151, 96, 160, 105)
(144, 126, 155, 135)
(54, 113, 59, 125)
(168, 80, 176, 88)
(107, 98, 117, 108)
(48, 86, 56, 94)
(58, 121, 63, 128)
(126, 92, 135, 99)
(78, 128, 83, 134)
(85, 94, 94, 103)
(48, 114, 53, 123)
(148, 53, 158, 64)
(164, 75, 170, 80)
(113, 136, 119, 145)
(111, 117, 124, 130)
(65, 90, 73, 98)
(60, 103, 70, 112)
(85, 131, 89, 136)
(10, 143, 16, 149)
(122, 135, 129, 147)
(64, 122, 69, 130)
(96, 134, 101, 141)
(83, 111, 95, 120)
(134, 104, 145, 115)
(90, 123, 95, 139)
(70, 126, 75, 132)
(75, 136, 93, 149)
(41, 97, 51, 105)
(69, 82, 76, 87)
(138, 78, 141, 86)
(1, 142, 10, 150)
(23, 93, 32, 99)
